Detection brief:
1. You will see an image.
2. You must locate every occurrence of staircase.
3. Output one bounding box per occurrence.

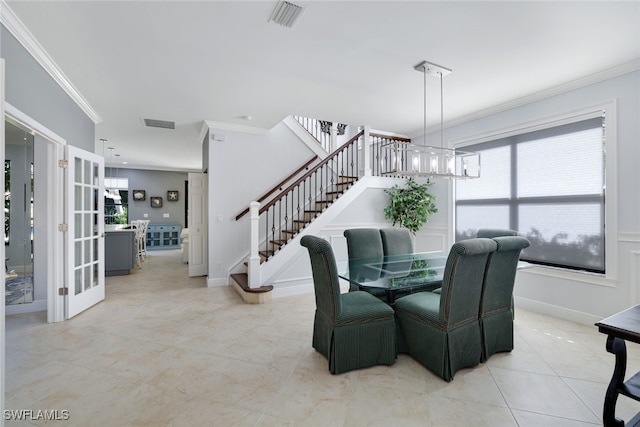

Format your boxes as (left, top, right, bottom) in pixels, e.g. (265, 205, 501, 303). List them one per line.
(259, 174, 358, 261)
(231, 118, 413, 301)
(229, 174, 357, 303)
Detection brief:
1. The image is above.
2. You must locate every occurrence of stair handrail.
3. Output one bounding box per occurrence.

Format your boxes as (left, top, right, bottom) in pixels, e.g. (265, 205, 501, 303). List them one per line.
(235, 155, 319, 221)
(369, 132, 411, 143)
(369, 132, 412, 177)
(293, 116, 331, 152)
(259, 130, 364, 215)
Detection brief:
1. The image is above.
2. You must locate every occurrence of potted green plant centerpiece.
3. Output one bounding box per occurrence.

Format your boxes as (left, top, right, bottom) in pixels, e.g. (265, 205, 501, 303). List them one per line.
(384, 177, 437, 234)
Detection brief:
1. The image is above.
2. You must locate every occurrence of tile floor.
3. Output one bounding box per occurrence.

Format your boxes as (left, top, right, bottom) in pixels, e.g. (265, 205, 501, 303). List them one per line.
(5, 249, 640, 426)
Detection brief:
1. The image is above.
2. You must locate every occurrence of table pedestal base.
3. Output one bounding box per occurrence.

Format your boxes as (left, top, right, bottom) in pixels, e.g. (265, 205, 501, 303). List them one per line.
(604, 336, 640, 426)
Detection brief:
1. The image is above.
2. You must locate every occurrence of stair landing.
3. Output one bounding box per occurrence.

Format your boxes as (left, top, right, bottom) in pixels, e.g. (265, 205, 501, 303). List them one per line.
(229, 273, 273, 304)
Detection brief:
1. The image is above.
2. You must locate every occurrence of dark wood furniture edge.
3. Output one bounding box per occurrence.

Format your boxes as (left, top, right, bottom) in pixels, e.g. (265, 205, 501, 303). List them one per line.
(597, 304, 640, 427)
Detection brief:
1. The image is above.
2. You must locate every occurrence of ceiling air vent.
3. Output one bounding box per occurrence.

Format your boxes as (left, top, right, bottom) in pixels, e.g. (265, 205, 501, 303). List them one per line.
(142, 118, 175, 130)
(268, 1, 305, 28)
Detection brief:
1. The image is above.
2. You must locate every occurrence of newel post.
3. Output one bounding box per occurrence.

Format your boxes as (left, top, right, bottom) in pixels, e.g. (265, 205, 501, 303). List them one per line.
(330, 123, 338, 153)
(248, 201, 261, 288)
(362, 125, 372, 177)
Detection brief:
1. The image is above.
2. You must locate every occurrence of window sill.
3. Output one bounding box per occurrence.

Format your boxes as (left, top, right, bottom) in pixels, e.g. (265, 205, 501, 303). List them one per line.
(518, 263, 616, 288)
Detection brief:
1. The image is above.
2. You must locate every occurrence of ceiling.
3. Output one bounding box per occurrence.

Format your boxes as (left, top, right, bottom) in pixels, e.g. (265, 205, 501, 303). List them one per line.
(5, 1, 640, 171)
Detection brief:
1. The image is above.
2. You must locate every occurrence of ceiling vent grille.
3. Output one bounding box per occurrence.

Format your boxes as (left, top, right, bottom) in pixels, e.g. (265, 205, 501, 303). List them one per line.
(268, 1, 305, 28)
(143, 118, 175, 129)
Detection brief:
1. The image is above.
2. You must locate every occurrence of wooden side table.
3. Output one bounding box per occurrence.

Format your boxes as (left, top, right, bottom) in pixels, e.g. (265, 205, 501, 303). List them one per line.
(596, 305, 640, 426)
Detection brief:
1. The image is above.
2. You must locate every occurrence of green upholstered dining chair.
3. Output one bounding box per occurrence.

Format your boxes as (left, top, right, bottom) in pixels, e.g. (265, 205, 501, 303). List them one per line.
(476, 228, 518, 238)
(380, 227, 441, 298)
(479, 235, 530, 362)
(394, 238, 498, 381)
(300, 235, 397, 374)
(379, 227, 413, 256)
(344, 228, 385, 292)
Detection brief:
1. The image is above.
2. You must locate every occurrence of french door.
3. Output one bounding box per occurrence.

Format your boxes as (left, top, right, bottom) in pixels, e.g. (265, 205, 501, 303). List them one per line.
(65, 145, 105, 318)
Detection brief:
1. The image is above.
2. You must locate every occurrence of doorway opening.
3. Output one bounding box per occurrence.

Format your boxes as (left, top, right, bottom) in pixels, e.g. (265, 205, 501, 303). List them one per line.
(4, 120, 34, 306)
(4, 104, 66, 321)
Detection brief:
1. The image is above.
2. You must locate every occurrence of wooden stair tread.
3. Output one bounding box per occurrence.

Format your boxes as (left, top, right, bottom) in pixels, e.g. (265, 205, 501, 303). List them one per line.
(230, 273, 273, 293)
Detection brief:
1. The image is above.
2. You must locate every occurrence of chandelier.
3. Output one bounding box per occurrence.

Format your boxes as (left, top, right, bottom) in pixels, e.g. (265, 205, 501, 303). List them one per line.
(382, 61, 480, 179)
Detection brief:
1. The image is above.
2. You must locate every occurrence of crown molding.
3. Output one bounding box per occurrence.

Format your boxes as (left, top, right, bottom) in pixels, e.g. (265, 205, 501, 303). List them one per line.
(0, 1, 102, 124)
(444, 59, 640, 131)
(198, 121, 209, 145)
(204, 120, 270, 135)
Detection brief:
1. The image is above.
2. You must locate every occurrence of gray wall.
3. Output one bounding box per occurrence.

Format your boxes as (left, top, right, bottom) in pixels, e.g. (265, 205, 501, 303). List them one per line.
(1, 26, 95, 152)
(106, 168, 188, 228)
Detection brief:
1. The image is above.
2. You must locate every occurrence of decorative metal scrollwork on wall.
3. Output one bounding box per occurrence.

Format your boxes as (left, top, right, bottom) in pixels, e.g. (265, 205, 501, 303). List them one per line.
(319, 120, 347, 135)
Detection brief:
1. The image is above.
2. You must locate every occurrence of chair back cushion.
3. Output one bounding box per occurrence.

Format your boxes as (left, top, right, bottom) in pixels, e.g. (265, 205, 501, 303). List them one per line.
(476, 228, 518, 238)
(379, 228, 413, 256)
(480, 236, 530, 315)
(439, 238, 497, 326)
(301, 235, 342, 320)
(344, 229, 384, 281)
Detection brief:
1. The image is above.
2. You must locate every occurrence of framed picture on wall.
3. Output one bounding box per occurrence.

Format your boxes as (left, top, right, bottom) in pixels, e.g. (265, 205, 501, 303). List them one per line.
(150, 197, 162, 208)
(132, 190, 146, 201)
(167, 190, 179, 202)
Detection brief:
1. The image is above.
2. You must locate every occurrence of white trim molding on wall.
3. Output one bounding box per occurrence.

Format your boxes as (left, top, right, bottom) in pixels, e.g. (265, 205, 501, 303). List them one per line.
(0, 1, 102, 123)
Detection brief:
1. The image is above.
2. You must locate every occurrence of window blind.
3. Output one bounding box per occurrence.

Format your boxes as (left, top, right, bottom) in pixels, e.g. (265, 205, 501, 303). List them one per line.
(455, 115, 605, 273)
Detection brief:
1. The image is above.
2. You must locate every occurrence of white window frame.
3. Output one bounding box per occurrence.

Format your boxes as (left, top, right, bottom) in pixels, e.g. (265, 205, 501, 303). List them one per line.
(450, 101, 618, 286)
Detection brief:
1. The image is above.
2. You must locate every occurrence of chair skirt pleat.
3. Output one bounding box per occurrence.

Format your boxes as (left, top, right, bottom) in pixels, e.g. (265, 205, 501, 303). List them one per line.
(480, 310, 514, 361)
(330, 318, 396, 374)
(447, 322, 482, 379)
(397, 314, 482, 381)
(313, 310, 396, 374)
(312, 311, 333, 361)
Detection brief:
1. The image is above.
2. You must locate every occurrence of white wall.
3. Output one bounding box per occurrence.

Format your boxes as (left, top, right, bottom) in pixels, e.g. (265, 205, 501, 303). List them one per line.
(437, 70, 640, 324)
(207, 121, 320, 284)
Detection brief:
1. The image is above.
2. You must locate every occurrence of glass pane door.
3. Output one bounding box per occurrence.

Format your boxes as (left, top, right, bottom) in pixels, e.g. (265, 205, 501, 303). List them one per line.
(66, 145, 104, 318)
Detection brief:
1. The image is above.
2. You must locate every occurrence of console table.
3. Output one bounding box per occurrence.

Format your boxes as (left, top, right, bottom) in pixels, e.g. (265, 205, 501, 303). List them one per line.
(596, 305, 640, 426)
(146, 223, 181, 250)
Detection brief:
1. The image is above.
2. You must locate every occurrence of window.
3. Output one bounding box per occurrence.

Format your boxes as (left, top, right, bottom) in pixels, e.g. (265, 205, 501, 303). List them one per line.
(104, 177, 128, 225)
(455, 113, 606, 274)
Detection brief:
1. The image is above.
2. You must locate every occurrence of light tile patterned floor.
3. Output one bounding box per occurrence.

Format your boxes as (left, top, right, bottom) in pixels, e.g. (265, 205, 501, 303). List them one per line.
(5, 249, 640, 426)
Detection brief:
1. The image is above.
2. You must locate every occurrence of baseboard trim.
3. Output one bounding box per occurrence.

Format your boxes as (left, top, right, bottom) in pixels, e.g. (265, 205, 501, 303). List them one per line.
(272, 282, 314, 299)
(5, 299, 47, 315)
(514, 296, 601, 326)
(206, 277, 228, 287)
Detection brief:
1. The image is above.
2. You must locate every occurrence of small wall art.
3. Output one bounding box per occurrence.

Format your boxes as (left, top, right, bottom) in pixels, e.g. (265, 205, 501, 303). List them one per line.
(132, 190, 146, 201)
(150, 197, 162, 208)
(167, 190, 179, 202)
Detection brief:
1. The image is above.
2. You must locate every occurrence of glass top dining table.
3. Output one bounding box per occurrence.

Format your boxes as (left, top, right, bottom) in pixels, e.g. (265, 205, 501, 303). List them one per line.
(337, 252, 448, 304)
